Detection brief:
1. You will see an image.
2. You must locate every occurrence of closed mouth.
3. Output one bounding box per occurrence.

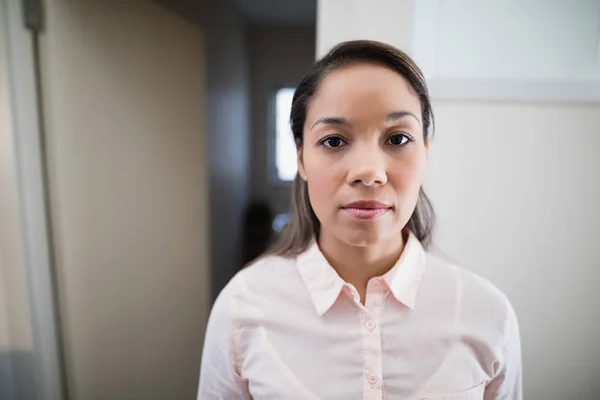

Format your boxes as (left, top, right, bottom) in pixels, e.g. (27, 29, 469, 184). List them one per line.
(341, 201, 392, 220)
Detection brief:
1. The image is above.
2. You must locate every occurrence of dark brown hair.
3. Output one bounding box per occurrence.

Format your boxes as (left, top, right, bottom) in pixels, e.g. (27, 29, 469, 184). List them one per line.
(269, 40, 435, 257)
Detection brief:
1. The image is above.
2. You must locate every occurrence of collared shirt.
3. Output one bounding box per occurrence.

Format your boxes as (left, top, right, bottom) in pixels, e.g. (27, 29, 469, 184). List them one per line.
(197, 233, 522, 399)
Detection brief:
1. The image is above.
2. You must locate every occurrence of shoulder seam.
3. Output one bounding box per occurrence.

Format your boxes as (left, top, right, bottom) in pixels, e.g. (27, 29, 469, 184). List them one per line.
(229, 277, 245, 381)
(497, 293, 515, 376)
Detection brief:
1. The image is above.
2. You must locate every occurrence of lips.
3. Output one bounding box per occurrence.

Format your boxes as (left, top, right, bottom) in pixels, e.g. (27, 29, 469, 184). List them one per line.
(342, 201, 392, 220)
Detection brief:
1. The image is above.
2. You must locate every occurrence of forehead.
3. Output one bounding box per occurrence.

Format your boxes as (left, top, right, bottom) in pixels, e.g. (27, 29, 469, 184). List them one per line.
(307, 63, 421, 122)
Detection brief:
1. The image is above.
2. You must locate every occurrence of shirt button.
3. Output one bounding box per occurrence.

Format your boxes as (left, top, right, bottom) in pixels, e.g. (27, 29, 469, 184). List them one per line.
(373, 279, 383, 290)
(368, 375, 379, 385)
(366, 320, 376, 331)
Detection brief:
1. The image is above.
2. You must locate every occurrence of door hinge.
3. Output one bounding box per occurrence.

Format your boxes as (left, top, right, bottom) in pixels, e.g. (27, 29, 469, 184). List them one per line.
(22, 0, 43, 33)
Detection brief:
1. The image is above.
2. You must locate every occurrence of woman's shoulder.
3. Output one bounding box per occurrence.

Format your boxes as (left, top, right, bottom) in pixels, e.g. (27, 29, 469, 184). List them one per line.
(421, 251, 520, 377)
(216, 254, 302, 304)
(241, 253, 299, 283)
(423, 251, 516, 325)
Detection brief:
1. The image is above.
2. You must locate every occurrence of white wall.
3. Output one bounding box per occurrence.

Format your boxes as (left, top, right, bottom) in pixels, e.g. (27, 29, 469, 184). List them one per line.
(427, 102, 600, 398)
(318, 1, 600, 398)
(317, 0, 413, 58)
(249, 24, 316, 215)
(38, 1, 210, 399)
(419, 0, 600, 82)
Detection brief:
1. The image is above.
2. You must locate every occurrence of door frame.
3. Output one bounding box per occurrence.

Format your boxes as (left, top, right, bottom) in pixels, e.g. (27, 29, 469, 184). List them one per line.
(0, 0, 66, 398)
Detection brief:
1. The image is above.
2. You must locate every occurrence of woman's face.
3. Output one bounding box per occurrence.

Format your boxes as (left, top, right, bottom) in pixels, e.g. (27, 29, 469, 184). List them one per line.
(298, 63, 428, 248)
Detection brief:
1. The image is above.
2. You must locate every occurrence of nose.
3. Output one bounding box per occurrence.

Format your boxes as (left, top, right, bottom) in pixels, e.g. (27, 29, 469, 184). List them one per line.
(346, 144, 388, 187)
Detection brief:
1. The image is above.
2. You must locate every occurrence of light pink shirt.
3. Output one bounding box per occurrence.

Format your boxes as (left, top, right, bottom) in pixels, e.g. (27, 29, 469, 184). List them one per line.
(198, 233, 522, 399)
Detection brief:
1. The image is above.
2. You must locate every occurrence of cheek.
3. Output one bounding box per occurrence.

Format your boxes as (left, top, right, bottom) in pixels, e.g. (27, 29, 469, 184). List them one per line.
(303, 152, 343, 217)
(392, 151, 427, 200)
(305, 170, 339, 217)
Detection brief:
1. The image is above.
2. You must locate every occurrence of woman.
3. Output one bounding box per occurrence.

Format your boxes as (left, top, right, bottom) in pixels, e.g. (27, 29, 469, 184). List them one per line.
(198, 40, 522, 399)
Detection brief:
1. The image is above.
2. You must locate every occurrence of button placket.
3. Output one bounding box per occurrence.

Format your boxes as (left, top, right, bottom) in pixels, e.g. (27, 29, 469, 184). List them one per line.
(361, 287, 383, 398)
(366, 319, 376, 332)
(344, 284, 361, 305)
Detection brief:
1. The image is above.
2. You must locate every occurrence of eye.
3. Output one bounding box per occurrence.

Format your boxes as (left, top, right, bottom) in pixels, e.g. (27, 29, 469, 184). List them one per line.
(386, 133, 411, 146)
(320, 136, 346, 149)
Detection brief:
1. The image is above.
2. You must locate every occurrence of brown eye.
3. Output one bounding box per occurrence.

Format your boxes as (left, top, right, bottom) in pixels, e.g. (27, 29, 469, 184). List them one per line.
(386, 133, 410, 146)
(321, 136, 346, 149)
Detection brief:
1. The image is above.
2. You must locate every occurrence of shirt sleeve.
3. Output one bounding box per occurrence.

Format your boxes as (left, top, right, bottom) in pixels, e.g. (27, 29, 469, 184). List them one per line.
(197, 281, 250, 399)
(484, 297, 523, 400)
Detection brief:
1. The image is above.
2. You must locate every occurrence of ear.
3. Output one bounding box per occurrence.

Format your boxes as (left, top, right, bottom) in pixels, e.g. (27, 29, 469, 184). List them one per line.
(296, 139, 307, 181)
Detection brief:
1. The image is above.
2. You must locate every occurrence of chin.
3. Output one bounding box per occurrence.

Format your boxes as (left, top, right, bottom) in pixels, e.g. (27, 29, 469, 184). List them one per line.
(338, 227, 386, 247)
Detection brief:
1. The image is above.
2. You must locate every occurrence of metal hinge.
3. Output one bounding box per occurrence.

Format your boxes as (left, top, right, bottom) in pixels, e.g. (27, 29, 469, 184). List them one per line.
(22, 0, 43, 32)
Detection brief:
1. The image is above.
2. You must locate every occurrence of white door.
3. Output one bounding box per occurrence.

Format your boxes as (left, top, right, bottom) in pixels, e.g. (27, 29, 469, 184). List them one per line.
(38, 1, 210, 398)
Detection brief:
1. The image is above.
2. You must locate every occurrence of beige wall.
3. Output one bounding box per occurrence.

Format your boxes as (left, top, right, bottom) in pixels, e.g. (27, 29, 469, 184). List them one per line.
(158, 0, 253, 299)
(39, 1, 210, 399)
(318, 1, 600, 398)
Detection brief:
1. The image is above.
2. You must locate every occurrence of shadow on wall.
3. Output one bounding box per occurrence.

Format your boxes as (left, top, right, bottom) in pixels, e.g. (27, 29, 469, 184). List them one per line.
(242, 201, 274, 267)
(0, 351, 35, 400)
(157, 0, 252, 300)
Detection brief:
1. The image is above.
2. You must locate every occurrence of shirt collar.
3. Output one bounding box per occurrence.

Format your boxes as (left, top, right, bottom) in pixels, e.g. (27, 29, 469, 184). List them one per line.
(296, 241, 345, 317)
(296, 232, 427, 316)
(381, 232, 426, 310)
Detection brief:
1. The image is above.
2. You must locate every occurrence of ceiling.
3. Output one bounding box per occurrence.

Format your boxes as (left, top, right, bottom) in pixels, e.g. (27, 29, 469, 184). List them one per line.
(234, 0, 316, 24)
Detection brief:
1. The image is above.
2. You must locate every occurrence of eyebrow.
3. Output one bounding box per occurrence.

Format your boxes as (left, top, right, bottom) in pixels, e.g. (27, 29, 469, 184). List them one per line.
(311, 111, 421, 129)
(311, 117, 349, 129)
(385, 111, 421, 125)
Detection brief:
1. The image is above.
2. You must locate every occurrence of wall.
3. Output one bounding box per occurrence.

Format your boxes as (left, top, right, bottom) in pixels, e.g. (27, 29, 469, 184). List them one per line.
(38, 1, 210, 398)
(317, 1, 600, 398)
(426, 101, 600, 398)
(248, 24, 316, 215)
(201, 1, 251, 296)
(0, 11, 35, 398)
(316, 0, 413, 58)
(157, 0, 251, 298)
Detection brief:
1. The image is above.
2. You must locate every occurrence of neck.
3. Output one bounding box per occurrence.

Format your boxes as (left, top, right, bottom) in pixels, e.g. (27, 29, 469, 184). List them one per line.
(318, 230, 406, 304)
